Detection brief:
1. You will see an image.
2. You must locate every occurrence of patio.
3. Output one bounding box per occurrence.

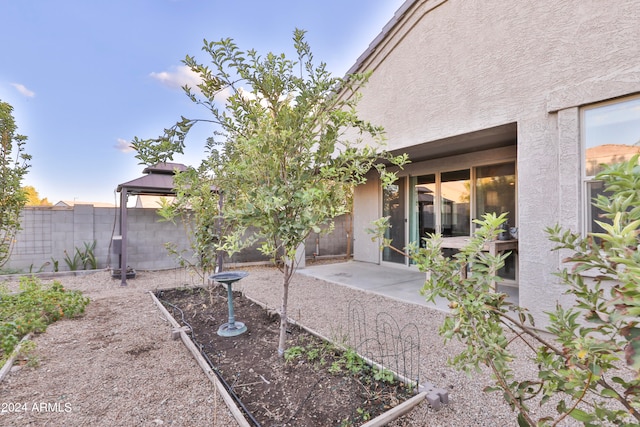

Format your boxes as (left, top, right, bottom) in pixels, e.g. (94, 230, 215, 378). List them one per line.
(297, 260, 519, 311)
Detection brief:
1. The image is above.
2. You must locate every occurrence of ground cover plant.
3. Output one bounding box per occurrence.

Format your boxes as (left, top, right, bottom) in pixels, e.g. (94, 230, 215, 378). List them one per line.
(157, 285, 415, 426)
(370, 156, 640, 425)
(0, 276, 90, 368)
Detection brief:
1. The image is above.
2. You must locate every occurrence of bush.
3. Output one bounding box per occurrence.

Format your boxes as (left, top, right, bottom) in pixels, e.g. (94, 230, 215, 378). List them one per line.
(0, 277, 90, 367)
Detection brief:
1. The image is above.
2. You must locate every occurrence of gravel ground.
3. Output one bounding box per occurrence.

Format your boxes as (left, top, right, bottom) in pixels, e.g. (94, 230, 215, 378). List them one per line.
(0, 265, 577, 426)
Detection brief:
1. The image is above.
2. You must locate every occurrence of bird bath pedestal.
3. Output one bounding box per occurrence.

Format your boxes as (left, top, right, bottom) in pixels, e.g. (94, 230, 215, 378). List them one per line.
(210, 271, 249, 337)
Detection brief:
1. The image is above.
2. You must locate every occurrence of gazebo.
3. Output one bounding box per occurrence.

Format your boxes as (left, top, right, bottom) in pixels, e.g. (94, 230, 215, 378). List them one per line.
(115, 162, 187, 286)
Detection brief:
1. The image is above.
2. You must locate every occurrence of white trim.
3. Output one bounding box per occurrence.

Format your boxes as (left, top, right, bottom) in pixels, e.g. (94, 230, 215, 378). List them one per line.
(580, 93, 640, 235)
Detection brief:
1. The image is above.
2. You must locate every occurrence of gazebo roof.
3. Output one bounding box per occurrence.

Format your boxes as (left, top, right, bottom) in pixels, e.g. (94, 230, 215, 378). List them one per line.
(116, 162, 187, 195)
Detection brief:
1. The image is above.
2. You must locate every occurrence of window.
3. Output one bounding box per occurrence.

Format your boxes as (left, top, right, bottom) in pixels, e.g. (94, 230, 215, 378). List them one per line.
(583, 96, 640, 232)
(412, 164, 516, 236)
(475, 163, 516, 227)
(441, 170, 471, 237)
(410, 163, 517, 279)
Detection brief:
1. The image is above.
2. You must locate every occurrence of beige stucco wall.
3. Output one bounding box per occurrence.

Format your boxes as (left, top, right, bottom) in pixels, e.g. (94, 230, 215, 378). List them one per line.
(350, 0, 640, 322)
(353, 170, 383, 263)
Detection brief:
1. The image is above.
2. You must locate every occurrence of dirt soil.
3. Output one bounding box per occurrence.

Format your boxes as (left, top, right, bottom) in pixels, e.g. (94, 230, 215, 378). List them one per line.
(156, 285, 413, 426)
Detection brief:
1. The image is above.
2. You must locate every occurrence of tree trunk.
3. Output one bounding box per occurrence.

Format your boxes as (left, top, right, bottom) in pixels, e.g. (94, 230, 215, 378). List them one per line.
(277, 263, 291, 357)
(345, 212, 353, 259)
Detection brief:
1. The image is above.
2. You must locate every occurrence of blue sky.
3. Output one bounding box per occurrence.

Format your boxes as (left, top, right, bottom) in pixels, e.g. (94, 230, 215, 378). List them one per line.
(0, 0, 404, 204)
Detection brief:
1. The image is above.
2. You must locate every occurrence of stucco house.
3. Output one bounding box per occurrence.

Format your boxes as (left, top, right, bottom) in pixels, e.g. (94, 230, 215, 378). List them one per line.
(347, 0, 640, 323)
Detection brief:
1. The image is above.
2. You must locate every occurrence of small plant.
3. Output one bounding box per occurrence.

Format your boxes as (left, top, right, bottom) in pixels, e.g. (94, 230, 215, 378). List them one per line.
(63, 249, 81, 271)
(343, 348, 365, 375)
(17, 339, 39, 368)
(81, 241, 97, 269)
(50, 257, 59, 272)
(306, 347, 320, 362)
(283, 345, 305, 363)
(28, 261, 50, 274)
(356, 407, 371, 421)
(373, 366, 395, 384)
(63, 241, 98, 271)
(329, 360, 343, 374)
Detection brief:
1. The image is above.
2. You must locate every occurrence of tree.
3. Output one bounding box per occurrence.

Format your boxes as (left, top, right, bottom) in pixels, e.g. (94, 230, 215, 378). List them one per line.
(369, 156, 640, 425)
(133, 29, 407, 356)
(23, 186, 51, 206)
(0, 100, 31, 268)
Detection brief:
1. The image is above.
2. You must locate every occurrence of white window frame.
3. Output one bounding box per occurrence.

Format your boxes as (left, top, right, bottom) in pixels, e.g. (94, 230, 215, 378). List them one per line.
(581, 94, 640, 235)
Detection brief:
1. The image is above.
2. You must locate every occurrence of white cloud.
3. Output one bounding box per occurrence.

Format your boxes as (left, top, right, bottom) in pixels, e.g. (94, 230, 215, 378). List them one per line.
(215, 86, 233, 104)
(149, 65, 201, 90)
(115, 138, 135, 153)
(237, 87, 296, 108)
(237, 86, 256, 101)
(11, 83, 35, 98)
(150, 65, 236, 104)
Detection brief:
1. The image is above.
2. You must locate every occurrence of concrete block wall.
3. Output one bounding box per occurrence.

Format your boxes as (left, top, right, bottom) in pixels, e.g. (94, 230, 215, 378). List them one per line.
(5, 206, 350, 273)
(11, 207, 55, 271)
(93, 207, 120, 267)
(305, 214, 351, 258)
(225, 214, 352, 264)
(6, 206, 191, 273)
(123, 208, 193, 270)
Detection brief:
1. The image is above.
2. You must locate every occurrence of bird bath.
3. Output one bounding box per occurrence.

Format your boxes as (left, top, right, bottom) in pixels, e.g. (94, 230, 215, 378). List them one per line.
(210, 271, 249, 337)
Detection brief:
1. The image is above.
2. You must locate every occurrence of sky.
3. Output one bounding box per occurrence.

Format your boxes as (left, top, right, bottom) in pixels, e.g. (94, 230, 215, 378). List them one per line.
(0, 0, 405, 205)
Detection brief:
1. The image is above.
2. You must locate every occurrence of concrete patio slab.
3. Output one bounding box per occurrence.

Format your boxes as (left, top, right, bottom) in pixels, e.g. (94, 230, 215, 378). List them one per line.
(297, 260, 519, 312)
(297, 261, 447, 310)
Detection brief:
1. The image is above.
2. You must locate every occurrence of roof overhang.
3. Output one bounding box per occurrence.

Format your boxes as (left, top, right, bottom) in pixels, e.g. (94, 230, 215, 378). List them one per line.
(390, 122, 517, 163)
(116, 174, 177, 195)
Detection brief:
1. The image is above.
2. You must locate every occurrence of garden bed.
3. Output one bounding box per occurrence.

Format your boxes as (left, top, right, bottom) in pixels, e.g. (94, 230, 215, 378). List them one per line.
(0, 277, 90, 371)
(155, 285, 418, 426)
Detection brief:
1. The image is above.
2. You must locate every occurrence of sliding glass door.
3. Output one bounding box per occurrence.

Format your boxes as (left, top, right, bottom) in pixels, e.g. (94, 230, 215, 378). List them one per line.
(441, 169, 471, 237)
(387, 162, 516, 274)
(475, 163, 516, 225)
(414, 174, 436, 245)
(475, 163, 517, 280)
(382, 177, 406, 263)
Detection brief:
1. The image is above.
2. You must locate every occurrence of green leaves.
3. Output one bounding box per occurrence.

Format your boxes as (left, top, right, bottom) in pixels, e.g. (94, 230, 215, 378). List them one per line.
(1, 277, 90, 368)
(131, 29, 408, 356)
(543, 156, 640, 424)
(156, 165, 223, 282)
(402, 213, 521, 384)
(195, 30, 405, 272)
(0, 100, 31, 268)
(131, 117, 194, 166)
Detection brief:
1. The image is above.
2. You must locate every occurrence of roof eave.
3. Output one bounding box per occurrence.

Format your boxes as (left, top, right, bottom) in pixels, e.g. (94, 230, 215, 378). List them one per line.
(345, 0, 418, 76)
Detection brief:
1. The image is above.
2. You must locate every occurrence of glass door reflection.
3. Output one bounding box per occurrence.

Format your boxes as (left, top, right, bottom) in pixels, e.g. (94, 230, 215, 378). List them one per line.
(382, 177, 406, 264)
